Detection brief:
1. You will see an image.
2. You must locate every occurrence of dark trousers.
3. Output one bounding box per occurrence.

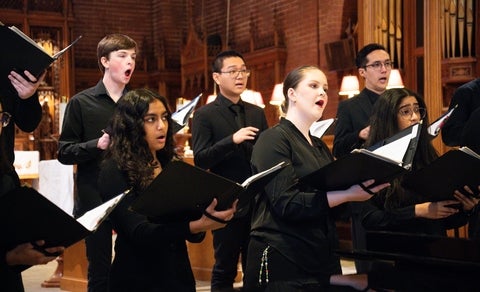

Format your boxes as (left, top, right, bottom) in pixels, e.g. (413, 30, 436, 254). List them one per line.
(211, 215, 250, 291)
(85, 219, 112, 292)
(244, 237, 332, 292)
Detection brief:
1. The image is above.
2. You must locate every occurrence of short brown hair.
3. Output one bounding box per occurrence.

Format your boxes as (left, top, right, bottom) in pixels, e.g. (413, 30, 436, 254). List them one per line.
(97, 34, 137, 73)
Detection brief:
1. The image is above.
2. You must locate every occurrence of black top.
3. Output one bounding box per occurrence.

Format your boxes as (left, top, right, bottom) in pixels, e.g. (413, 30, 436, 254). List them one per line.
(99, 158, 204, 292)
(58, 80, 127, 216)
(191, 93, 268, 183)
(333, 88, 379, 158)
(0, 169, 24, 292)
(442, 78, 480, 147)
(461, 107, 480, 153)
(0, 90, 42, 164)
(250, 118, 341, 276)
(191, 93, 268, 217)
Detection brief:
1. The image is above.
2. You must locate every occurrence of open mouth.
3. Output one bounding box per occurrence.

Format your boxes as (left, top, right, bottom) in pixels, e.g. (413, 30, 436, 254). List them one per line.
(125, 69, 132, 77)
(316, 100, 325, 107)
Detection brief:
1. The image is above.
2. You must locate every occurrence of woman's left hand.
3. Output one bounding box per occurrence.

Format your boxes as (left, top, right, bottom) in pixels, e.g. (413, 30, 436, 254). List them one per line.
(453, 185, 480, 211)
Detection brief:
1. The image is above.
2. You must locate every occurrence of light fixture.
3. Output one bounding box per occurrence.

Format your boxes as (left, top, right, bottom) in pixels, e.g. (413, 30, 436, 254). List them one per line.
(339, 75, 360, 98)
(242, 89, 265, 108)
(270, 83, 284, 105)
(387, 69, 404, 89)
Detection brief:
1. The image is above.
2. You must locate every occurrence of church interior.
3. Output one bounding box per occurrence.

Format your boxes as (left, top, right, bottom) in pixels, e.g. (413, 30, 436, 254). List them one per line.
(1, 0, 479, 291)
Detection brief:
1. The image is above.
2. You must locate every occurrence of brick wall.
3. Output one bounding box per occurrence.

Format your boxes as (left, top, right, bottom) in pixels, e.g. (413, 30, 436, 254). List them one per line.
(68, 0, 356, 119)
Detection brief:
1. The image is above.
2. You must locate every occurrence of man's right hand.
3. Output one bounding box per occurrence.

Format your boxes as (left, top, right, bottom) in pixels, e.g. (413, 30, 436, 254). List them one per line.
(97, 132, 110, 150)
(232, 126, 259, 144)
(358, 125, 370, 140)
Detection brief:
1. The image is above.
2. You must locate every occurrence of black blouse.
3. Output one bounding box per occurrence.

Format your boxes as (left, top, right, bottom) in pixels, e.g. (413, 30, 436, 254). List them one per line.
(250, 118, 341, 275)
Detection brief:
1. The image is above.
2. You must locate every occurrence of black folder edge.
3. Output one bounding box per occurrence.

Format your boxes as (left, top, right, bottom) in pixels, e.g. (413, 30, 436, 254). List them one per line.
(299, 123, 422, 191)
(401, 147, 480, 201)
(129, 160, 288, 218)
(0, 187, 125, 271)
(298, 151, 407, 191)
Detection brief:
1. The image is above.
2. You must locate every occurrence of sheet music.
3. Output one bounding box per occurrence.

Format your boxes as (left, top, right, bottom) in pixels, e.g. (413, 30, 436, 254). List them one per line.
(53, 35, 83, 59)
(371, 124, 419, 165)
(77, 191, 127, 231)
(310, 118, 336, 138)
(427, 105, 457, 136)
(171, 93, 202, 126)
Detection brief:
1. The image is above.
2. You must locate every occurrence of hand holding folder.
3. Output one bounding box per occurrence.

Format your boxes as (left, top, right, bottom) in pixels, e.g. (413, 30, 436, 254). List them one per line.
(299, 123, 421, 191)
(0, 22, 81, 91)
(0, 187, 126, 260)
(402, 147, 480, 201)
(129, 160, 288, 218)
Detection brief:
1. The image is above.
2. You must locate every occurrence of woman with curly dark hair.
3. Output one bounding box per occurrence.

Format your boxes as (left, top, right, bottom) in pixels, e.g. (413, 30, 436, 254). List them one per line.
(99, 88, 236, 292)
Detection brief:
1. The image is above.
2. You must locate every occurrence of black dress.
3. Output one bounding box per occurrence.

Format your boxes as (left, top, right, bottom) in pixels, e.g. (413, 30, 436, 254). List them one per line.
(99, 158, 205, 292)
(245, 118, 342, 291)
(0, 169, 25, 292)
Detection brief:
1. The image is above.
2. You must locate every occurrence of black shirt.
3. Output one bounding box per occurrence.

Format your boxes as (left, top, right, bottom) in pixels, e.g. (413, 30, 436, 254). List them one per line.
(58, 80, 127, 216)
(250, 118, 341, 274)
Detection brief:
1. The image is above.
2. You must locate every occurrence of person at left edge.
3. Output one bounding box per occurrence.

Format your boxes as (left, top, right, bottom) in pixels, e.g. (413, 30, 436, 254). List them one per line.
(98, 88, 237, 291)
(1, 99, 64, 292)
(57, 34, 137, 292)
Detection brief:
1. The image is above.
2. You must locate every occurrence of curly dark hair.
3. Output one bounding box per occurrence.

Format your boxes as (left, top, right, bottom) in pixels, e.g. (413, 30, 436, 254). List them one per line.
(104, 88, 177, 191)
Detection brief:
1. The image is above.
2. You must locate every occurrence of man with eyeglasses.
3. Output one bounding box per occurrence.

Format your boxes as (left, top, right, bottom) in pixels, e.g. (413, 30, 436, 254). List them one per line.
(333, 43, 392, 274)
(192, 50, 268, 292)
(333, 43, 392, 158)
(0, 70, 45, 165)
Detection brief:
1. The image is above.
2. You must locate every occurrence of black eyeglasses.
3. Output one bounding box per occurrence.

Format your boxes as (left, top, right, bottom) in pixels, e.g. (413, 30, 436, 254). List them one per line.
(397, 106, 426, 120)
(218, 69, 251, 78)
(0, 111, 11, 127)
(364, 61, 393, 71)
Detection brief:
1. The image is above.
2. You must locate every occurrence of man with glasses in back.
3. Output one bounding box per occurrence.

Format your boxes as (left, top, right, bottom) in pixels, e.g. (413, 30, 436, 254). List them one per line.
(333, 43, 392, 158)
(333, 43, 392, 273)
(192, 50, 268, 292)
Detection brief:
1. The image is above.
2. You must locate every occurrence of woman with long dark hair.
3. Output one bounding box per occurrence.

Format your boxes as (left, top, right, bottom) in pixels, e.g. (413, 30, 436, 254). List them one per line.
(99, 88, 236, 291)
(360, 88, 476, 234)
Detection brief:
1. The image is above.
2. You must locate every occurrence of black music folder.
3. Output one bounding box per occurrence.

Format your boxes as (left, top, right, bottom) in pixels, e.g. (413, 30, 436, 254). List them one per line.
(0, 186, 125, 255)
(299, 123, 421, 191)
(402, 146, 480, 201)
(0, 22, 81, 91)
(130, 160, 288, 218)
